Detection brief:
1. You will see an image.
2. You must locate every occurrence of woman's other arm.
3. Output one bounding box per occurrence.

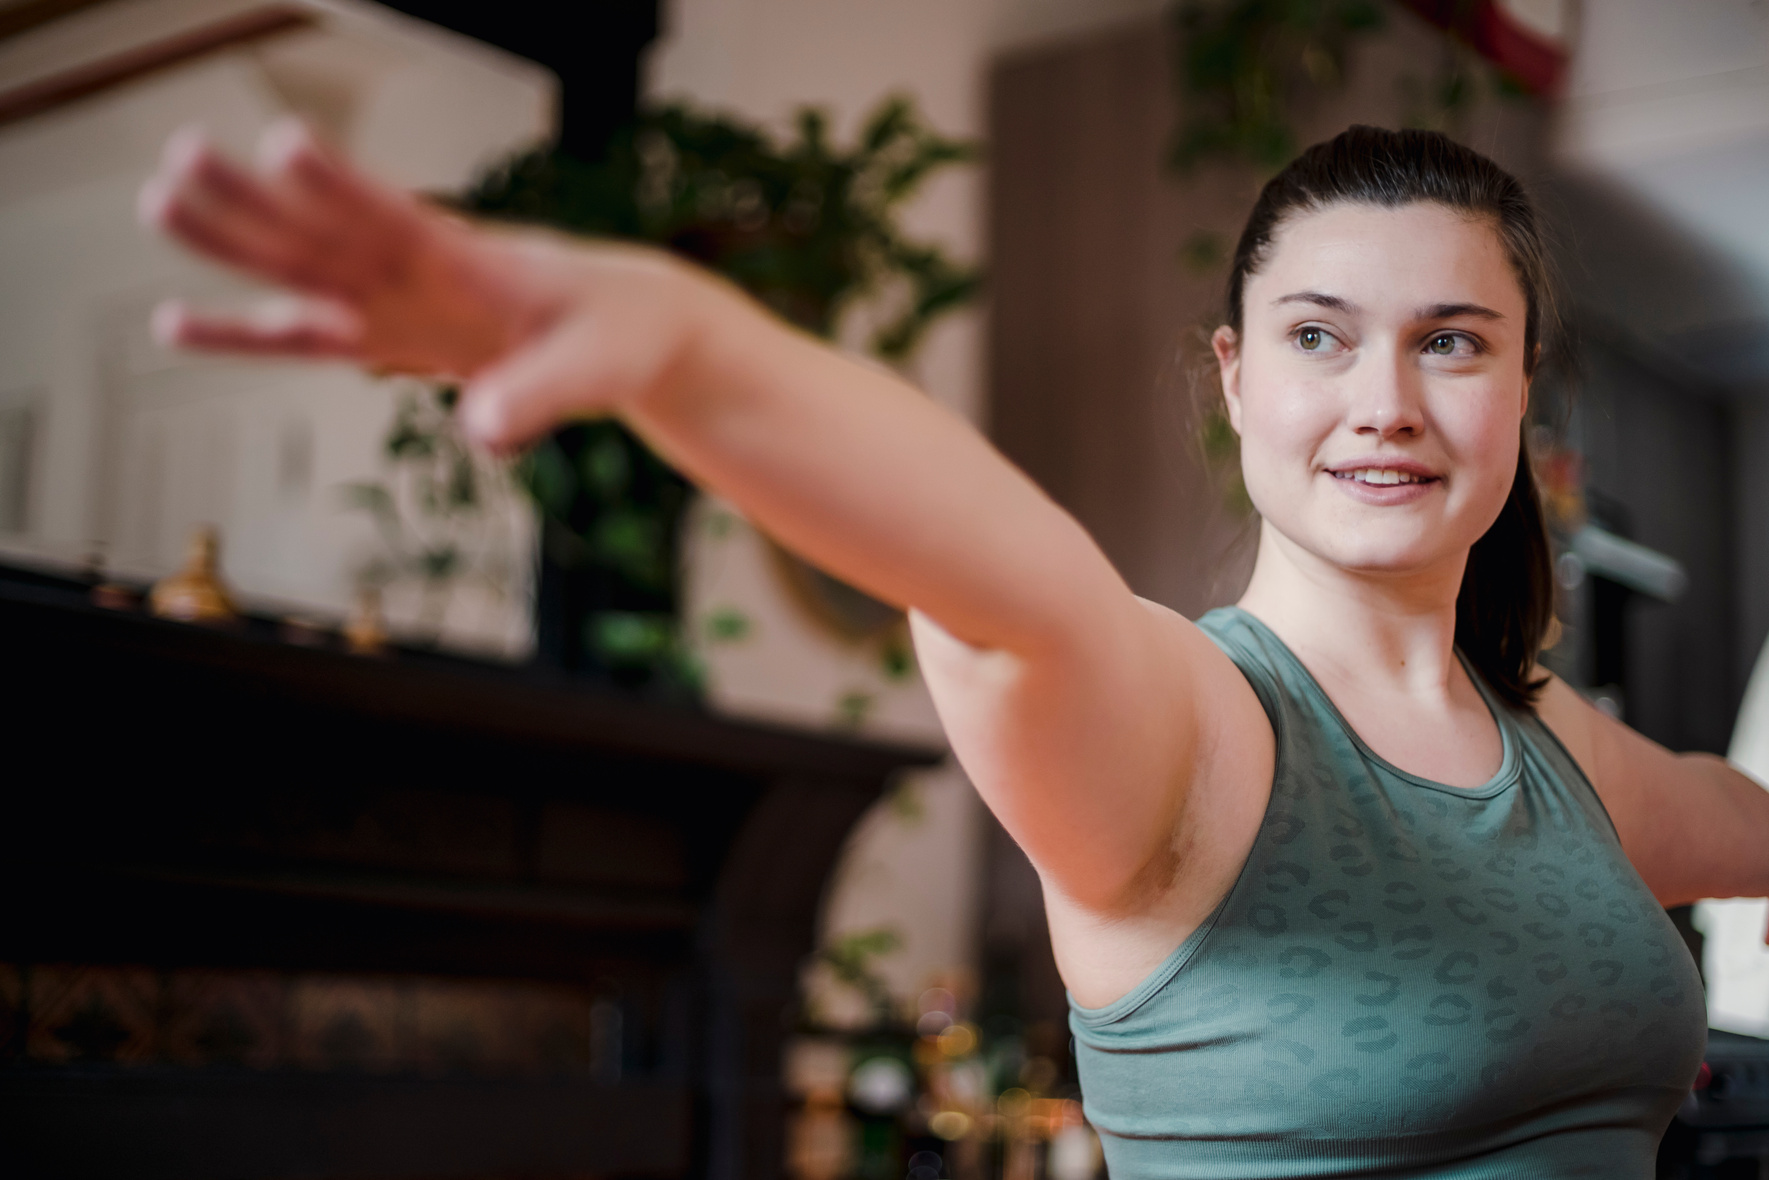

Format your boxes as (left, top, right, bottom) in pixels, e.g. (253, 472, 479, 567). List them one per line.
(1538, 674, 1769, 908)
(139, 124, 1266, 930)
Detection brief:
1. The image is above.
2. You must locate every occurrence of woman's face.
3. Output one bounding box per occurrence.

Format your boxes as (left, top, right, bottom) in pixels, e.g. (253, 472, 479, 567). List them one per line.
(1216, 201, 1531, 582)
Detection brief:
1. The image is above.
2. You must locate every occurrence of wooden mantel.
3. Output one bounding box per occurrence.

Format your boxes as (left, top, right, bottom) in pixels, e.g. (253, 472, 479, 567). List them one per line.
(0, 564, 944, 1180)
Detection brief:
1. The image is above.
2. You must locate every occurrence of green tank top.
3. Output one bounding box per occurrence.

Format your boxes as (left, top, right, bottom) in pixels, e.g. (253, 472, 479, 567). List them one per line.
(1069, 607, 1706, 1178)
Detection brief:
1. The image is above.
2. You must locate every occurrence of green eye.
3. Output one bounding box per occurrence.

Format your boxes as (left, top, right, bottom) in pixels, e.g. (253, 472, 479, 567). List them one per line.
(1429, 334, 1458, 355)
(1299, 328, 1324, 351)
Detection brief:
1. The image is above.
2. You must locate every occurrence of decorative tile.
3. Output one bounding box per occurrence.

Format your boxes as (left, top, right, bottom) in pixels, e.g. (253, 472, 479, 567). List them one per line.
(288, 976, 407, 1072)
(2, 962, 613, 1076)
(161, 970, 287, 1069)
(27, 965, 159, 1064)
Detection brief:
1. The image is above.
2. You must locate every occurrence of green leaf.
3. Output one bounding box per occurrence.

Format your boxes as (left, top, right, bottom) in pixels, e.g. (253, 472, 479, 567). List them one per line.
(703, 607, 753, 642)
(1180, 228, 1229, 273)
(879, 635, 913, 681)
(860, 96, 913, 155)
(582, 429, 632, 498)
(522, 439, 578, 518)
(418, 545, 459, 581)
(341, 481, 395, 517)
(591, 508, 665, 585)
(835, 689, 875, 728)
(824, 926, 901, 973)
(588, 611, 677, 661)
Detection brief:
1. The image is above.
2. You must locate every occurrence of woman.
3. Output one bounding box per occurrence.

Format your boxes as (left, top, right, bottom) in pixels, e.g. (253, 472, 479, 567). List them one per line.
(141, 122, 1768, 1175)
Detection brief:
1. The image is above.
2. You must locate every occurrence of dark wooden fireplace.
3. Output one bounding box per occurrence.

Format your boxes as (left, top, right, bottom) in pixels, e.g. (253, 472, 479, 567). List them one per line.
(0, 565, 941, 1180)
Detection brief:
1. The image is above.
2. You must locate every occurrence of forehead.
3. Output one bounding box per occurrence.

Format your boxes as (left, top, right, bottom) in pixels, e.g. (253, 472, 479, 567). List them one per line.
(1247, 202, 1524, 318)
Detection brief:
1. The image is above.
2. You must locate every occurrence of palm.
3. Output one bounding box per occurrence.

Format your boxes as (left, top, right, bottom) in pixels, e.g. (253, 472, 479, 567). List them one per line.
(141, 123, 572, 379)
(140, 121, 714, 451)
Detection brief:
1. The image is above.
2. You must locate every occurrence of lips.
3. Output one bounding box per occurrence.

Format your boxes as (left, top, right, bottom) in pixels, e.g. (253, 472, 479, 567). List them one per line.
(1324, 458, 1441, 503)
(1325, 457, 1441, 483)
(1332, 467, 1430, 486)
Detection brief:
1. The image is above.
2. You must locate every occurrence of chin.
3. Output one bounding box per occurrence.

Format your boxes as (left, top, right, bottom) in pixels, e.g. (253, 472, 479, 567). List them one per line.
(1295, 519, 1461, 577)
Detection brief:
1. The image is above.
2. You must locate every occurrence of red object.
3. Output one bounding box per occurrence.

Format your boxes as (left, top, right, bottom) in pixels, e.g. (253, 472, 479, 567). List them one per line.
(1694, 1061, 1713, 1091)
(1399, 0, 1570, 96)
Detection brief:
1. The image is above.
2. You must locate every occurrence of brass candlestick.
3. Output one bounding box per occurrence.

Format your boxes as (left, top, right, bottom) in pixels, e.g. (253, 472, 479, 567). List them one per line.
(149, 525, 239, 624)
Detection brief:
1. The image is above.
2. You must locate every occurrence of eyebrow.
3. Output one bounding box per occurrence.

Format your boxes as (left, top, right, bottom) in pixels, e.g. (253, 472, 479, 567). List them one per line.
(1272, 293, 1506, 322)
(1418, 301, 1505, 321)
(1273, 291, 1356, 312)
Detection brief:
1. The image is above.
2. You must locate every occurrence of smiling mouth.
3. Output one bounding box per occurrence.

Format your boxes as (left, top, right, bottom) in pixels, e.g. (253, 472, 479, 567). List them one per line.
(1331, 468, 1438, 486)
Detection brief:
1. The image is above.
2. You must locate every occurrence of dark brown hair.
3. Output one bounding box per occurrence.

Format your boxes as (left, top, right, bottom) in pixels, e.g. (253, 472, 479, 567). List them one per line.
(1224, 125, 1555, 709)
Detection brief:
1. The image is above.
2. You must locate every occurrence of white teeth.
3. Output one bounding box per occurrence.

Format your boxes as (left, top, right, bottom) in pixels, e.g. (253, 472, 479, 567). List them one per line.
(1341, 468, 1420, 485)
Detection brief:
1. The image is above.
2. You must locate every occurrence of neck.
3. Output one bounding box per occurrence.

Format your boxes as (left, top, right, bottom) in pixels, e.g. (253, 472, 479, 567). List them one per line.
(1236, 521, 1469, 698)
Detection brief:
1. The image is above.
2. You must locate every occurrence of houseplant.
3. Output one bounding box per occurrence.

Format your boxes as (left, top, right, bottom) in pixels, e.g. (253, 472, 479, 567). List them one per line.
(354, 97, 980, 688)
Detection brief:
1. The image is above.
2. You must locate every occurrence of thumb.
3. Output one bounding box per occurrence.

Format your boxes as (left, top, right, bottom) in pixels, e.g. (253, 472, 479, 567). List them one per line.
(457, 314, 624, 453)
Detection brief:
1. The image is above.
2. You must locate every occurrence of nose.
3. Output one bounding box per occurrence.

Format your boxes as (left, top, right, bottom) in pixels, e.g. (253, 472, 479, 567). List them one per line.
(1350, 345, 1425, 439)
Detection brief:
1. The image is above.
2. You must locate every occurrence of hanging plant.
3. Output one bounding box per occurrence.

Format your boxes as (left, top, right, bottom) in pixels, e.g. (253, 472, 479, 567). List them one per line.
(342, 383, 528, 647)
(1167, 0, 1387, 175)
(357, 97, 980, 689)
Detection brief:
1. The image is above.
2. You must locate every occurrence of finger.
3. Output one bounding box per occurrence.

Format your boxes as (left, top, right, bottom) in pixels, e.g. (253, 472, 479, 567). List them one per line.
(458, 317, 622, 454)
(141, 133, 347, 294)
(152, 297, 364, 359)
(141, 178, 306, 288)
(141, 127, 294, 244)
(144, 125, 411, 300)
(181, 126, 302, 233)
(260, 119, 425, 265)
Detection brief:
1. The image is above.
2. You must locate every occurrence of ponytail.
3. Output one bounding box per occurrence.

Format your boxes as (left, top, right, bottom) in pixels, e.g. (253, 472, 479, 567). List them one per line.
(1456, 437, 1553, 708)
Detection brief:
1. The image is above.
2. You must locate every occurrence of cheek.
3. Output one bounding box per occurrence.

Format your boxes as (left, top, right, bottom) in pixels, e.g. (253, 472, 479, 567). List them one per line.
(1234, 382, 1337, 516)
(1435, 385, 1524, 500)
(1235, 370, 1337, 464)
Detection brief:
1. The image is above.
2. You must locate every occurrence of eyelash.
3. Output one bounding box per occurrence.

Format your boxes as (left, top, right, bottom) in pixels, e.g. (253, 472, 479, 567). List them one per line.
(1288, 327, 1486, 356)
(1423, 331, 1484, 357)
(1290, 326, 1341, 352)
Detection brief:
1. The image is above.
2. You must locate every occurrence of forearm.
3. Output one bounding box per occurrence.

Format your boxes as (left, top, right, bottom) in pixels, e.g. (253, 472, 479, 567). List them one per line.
(1683, 753, 1769, 900)
(625, 287, 1131, 654)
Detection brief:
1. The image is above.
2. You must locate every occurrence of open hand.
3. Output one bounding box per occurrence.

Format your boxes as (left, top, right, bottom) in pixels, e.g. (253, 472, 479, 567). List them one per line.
(138, 119, 730, 452)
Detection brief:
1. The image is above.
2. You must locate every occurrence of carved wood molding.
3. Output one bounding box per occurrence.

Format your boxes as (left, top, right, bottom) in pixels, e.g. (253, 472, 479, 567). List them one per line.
(0, 4, 314, 128)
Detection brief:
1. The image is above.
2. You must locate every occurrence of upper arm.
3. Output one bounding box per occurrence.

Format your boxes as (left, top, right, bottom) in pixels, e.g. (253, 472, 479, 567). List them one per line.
(912, 594, 1272, 918)
(1537, 673, 1769, 905)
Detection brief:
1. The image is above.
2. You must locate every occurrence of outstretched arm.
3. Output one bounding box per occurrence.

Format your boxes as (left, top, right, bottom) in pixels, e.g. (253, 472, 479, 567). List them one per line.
(139, 122, 1247, 917)
(1539, 674, 1769, 913)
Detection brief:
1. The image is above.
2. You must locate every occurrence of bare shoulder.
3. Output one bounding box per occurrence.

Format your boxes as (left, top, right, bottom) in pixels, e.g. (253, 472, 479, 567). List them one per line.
(1533, 671, 1658, 838)
(1133, 596, 1276, 793)
(1533, 670, 1769, 903)
(1534, 672, 1601, 782)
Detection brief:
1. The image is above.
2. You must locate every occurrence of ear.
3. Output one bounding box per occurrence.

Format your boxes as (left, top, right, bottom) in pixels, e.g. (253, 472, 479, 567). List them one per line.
(1521, 345, 1538, 418)
(1212, 324, 1244, 434)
